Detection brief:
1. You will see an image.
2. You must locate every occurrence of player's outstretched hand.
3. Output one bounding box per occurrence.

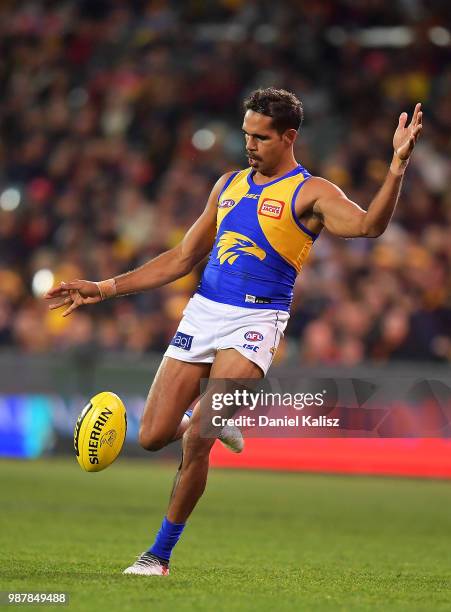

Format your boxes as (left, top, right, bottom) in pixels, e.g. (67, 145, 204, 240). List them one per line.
(393, 103, 423, 161)
(44, 280, 102, 317)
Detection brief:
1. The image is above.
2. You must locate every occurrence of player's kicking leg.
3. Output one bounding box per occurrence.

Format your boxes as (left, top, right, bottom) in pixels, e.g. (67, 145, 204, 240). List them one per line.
(123, 348, 262, 575)
(137, 355, 243, 455)
(137, 355, 211, 452)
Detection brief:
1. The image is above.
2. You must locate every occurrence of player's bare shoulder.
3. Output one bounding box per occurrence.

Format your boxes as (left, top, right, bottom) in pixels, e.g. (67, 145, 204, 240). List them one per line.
(292, 175, 342, 236)
(296, 176, 346, 211)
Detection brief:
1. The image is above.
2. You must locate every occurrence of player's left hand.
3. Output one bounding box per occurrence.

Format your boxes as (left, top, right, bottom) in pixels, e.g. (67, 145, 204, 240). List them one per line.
(393, 103, 423, 161)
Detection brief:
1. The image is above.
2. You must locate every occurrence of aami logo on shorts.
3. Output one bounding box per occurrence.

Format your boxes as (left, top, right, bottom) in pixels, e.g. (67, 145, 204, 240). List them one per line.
(258, 198, 285, 219)
(244, 331, 264, 342)
(170, 331, 193, 351)
(219, 199, 235, 209)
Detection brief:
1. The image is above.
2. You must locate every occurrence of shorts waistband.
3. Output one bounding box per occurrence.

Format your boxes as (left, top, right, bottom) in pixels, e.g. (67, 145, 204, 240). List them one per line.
(193, 291, 290, 313)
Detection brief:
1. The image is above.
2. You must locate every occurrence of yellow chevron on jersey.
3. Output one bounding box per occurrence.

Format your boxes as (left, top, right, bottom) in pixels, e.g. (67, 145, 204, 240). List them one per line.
(255, 181, 313, 273)
(216, 170, 250, 229)
(198, 163, 318, 311)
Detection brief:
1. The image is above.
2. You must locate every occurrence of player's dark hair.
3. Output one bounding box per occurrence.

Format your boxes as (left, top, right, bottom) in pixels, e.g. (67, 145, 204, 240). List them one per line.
(243, 88, 304, 133)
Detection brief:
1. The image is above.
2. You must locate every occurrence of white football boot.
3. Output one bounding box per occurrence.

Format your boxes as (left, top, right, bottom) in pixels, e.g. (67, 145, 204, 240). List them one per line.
(123, 552, 169, 576)
(183, 411, 244, 453)
(218, 422, 244, 453)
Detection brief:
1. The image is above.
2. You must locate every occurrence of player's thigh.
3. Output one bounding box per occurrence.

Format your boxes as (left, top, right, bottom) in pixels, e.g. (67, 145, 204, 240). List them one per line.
(140, 356, 211, 445)
(211, 347, 264, 379)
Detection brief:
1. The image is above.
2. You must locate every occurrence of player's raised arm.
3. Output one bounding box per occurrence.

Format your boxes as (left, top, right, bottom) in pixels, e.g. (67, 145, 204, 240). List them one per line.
(307, 103, 422, 238)
(44, 173, 233, 317)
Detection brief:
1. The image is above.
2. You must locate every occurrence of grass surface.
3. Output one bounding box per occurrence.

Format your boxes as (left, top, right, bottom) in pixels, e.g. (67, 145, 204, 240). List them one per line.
(1, 457, 451, 611)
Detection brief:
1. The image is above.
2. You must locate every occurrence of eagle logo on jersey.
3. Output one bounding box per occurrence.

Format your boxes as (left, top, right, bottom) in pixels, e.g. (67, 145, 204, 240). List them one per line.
(216, 231, 266, 265)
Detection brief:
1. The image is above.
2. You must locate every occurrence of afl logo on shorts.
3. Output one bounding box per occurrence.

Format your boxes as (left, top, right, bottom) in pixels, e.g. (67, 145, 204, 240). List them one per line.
(219, 199, 235, 209)
(244, 331, 264, 342)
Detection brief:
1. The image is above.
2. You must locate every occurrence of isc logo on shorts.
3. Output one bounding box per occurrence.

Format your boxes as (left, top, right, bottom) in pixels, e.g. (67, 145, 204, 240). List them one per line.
(170, 331, 194, 351)
(258, 198, 284, 219)
(244, 331, 264, 342)
(243, 344, 259, 352)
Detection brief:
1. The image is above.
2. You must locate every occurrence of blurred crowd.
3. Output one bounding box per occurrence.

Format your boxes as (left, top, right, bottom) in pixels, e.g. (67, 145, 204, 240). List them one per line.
(0, 0, 450, 366)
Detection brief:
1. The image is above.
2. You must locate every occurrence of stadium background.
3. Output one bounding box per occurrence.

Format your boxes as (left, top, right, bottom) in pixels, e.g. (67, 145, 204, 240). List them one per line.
(0, 0, 450, 364)
(1, 1, 451, 609)
(0, 0, 450, 474)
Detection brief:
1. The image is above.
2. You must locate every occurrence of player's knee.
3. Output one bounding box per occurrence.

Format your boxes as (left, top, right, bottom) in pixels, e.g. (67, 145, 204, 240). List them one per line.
(138, 426, 172, 452)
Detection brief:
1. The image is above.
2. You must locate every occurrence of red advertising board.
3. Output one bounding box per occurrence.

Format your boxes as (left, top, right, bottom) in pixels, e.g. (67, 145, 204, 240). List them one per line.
(211, 439, 451, 478)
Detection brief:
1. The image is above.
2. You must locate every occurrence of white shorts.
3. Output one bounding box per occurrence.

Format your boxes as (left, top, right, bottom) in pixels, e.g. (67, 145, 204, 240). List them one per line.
(164, 293, 289, 376)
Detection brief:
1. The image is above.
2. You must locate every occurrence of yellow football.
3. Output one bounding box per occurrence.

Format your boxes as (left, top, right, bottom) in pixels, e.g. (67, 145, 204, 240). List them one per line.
(74, 391, 127, 472)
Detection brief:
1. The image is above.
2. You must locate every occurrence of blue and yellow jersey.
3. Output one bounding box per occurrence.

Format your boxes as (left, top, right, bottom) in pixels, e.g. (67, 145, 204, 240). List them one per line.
(196, 164, 318, 312)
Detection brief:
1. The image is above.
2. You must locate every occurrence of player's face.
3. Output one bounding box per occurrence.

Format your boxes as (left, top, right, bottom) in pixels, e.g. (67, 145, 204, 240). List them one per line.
(242, 110, 295, 174)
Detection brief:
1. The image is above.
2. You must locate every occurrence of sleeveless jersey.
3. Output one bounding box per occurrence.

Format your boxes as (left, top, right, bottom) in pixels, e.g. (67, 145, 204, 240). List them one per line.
(196, 164, 318, 312)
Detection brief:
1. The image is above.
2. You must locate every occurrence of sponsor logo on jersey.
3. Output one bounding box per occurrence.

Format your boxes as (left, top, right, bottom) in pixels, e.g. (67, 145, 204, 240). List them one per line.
(245, 193, 260, 200)
(258, 198, 285, 219)
(170, 331, 194, 351)
(216, 231, 266, 265)
(219, 199, 235, 208)
(245, 294, 272, 304)
(244, 331, 264, 342)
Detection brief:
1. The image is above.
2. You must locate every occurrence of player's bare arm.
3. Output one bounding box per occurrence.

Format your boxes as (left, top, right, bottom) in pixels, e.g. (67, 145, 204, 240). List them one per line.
(296, 104, 423, 238)
(44, 172, 234, 316)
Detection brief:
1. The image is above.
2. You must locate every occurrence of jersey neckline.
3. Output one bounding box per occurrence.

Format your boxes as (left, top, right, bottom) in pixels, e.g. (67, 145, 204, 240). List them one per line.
(247, 164, 304, 189)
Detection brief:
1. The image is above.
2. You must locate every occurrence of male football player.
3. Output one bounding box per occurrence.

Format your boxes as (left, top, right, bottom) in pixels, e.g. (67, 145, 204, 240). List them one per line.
(45, 88, 422, 575)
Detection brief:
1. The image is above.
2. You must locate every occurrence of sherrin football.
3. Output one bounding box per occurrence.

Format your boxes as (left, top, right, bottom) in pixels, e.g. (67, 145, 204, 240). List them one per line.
(74, 391, 127, 472)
